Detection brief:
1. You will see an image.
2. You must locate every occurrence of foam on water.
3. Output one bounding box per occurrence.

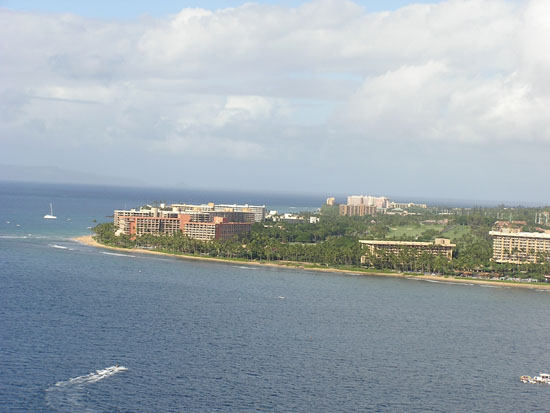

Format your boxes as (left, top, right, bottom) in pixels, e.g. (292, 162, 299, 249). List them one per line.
(45, 366, 127, 412)
(101, 251, 136, 258)
(51, 244, 69, 250)
(423, 279, 473, 286)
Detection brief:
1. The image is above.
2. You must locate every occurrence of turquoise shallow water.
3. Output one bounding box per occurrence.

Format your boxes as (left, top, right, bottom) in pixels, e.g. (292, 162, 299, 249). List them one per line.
(2, 182, 550, 412)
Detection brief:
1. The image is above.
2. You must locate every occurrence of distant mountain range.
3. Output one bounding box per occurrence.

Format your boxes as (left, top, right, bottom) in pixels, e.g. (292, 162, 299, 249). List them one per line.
(0, 164, 145, 187)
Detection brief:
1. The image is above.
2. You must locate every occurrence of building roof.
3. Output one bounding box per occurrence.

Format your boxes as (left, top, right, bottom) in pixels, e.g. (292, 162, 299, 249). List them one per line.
(359, 240, 455, 247)
(489, 231, 550, 239)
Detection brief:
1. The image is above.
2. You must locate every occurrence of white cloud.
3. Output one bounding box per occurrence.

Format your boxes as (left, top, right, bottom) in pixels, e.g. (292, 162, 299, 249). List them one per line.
(1, 0, 550, 199)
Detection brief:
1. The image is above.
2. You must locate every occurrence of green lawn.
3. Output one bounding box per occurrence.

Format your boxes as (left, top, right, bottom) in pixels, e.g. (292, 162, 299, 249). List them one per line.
(441, 225, 472, 241)
(388, 224, 445, 239)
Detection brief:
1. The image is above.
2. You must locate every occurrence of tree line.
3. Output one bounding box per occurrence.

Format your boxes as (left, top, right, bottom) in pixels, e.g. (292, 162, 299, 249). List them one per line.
(92, 205, 550, 280)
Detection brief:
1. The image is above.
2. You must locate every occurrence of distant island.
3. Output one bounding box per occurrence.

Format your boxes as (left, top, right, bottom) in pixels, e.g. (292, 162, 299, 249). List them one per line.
(88, 195, 550, 287)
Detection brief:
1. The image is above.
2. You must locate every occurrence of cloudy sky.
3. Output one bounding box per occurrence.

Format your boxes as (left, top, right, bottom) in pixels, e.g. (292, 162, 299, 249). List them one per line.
(1, 0, 549, 203)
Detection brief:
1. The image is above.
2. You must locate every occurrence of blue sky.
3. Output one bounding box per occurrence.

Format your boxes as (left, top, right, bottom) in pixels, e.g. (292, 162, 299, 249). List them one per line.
(1, 0, 549, 204)
(1, 0, 445, 18)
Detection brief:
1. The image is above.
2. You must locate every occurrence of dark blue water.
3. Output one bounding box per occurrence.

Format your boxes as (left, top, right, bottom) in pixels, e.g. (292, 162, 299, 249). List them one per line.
(2, 182, 550, 412)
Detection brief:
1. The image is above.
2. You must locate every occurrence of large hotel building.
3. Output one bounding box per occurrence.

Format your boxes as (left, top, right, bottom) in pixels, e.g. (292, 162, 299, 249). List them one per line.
(359, 238, 455, 263)
(114, 203, 266, 241)
(339, 204, 377, 217)
(339, 195, 389, 217)
(489, 229, 550, 264)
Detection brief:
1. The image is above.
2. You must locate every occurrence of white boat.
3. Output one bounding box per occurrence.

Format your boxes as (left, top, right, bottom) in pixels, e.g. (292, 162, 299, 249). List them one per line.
(44, 203, 57, 219)
(533, 373, 550, 384)
(520, 373, 550, 384)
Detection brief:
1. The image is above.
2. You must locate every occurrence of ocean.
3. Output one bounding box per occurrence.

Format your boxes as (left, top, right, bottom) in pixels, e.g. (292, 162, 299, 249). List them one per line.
(1, 181, 550, 412)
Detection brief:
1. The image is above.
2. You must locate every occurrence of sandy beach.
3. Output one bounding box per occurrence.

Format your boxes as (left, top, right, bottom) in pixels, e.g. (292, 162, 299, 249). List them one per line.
(73, 235, 550, 290)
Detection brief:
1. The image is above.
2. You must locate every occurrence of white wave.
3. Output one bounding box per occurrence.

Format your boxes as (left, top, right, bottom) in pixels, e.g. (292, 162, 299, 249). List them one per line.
(423, 279, 473, 286)
(46, 366, 127, 412)
(236, 266, 256, 270)
(0, 235, 28, 239)
(101, 251, 136, 258)
(51, 244, 69, 250)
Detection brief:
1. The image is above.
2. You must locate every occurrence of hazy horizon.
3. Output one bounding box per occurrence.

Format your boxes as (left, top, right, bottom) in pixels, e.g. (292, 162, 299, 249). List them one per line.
(2, 175, 548, 209)
(2, 0, 550, 204)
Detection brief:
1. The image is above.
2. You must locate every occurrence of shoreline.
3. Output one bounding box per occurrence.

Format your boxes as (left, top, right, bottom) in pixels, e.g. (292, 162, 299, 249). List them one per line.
(73, 235, 550, 290)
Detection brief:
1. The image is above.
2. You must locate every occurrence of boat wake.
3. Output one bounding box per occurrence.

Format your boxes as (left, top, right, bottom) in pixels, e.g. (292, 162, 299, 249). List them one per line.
(51, 244, 69, 250)
(45, 365, 127, 412)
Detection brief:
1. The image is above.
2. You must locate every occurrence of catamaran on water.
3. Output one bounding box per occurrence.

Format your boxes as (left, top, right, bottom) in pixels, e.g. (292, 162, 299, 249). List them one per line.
(44, 203, 57, 219)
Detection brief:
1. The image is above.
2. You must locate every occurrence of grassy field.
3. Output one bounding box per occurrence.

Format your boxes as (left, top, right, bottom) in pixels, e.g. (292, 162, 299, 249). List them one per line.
(388, 224, 445, 239)
(440, 225, 472, 241)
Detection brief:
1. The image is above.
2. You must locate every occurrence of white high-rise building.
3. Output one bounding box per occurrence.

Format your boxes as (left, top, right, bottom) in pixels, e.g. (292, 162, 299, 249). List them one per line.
(346, 195, 389, 209)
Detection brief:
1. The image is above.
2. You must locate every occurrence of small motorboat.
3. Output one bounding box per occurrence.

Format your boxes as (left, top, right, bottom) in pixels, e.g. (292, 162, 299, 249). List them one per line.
(520, 375, 535, 384)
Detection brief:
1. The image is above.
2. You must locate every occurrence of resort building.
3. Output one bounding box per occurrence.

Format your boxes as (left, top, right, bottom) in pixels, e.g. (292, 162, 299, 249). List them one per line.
(389, 202, 428, 209)
(169, 203, 266, 222)
(216, 204, 266, 222)
(113, 207, 176, 227)
(183, 217, 253, 241)
(340, 195, 392, 216)
(116, 213, 252, 241)
(114, 203, 259, 241)
(489, 229, 550, 264)
(339, 204, 377, 217)
(347, 195, 390, 209)
(359, 238, 455, 263)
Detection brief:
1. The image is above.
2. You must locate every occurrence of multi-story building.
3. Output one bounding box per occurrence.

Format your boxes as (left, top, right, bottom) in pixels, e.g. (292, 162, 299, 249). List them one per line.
(347, 195, 365, 206)
(489, 229, 550, 264)
(169, 203, 266, 222)
(348, 195, 389, 209)
(183, 217, 253, 241)
(344, 195, 389, 213)
(114, 203, 258, 241)
(326, 197, 335, 206)
(116, 213, 252, 241)
(216, 204, 266, 222)
(114, 207, 178, 227)
(339, 204, 377, 217)
(389, 202, 428, 209)
(359, 238, 455, 263)
(118, 216, 185, 237)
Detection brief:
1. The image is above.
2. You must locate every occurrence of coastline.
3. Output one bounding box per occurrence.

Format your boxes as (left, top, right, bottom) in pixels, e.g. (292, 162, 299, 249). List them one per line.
(73, 235, 550, 290)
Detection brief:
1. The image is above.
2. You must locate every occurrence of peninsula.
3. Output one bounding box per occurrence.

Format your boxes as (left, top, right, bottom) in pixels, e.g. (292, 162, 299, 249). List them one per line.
(77, 196, 550, 290)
